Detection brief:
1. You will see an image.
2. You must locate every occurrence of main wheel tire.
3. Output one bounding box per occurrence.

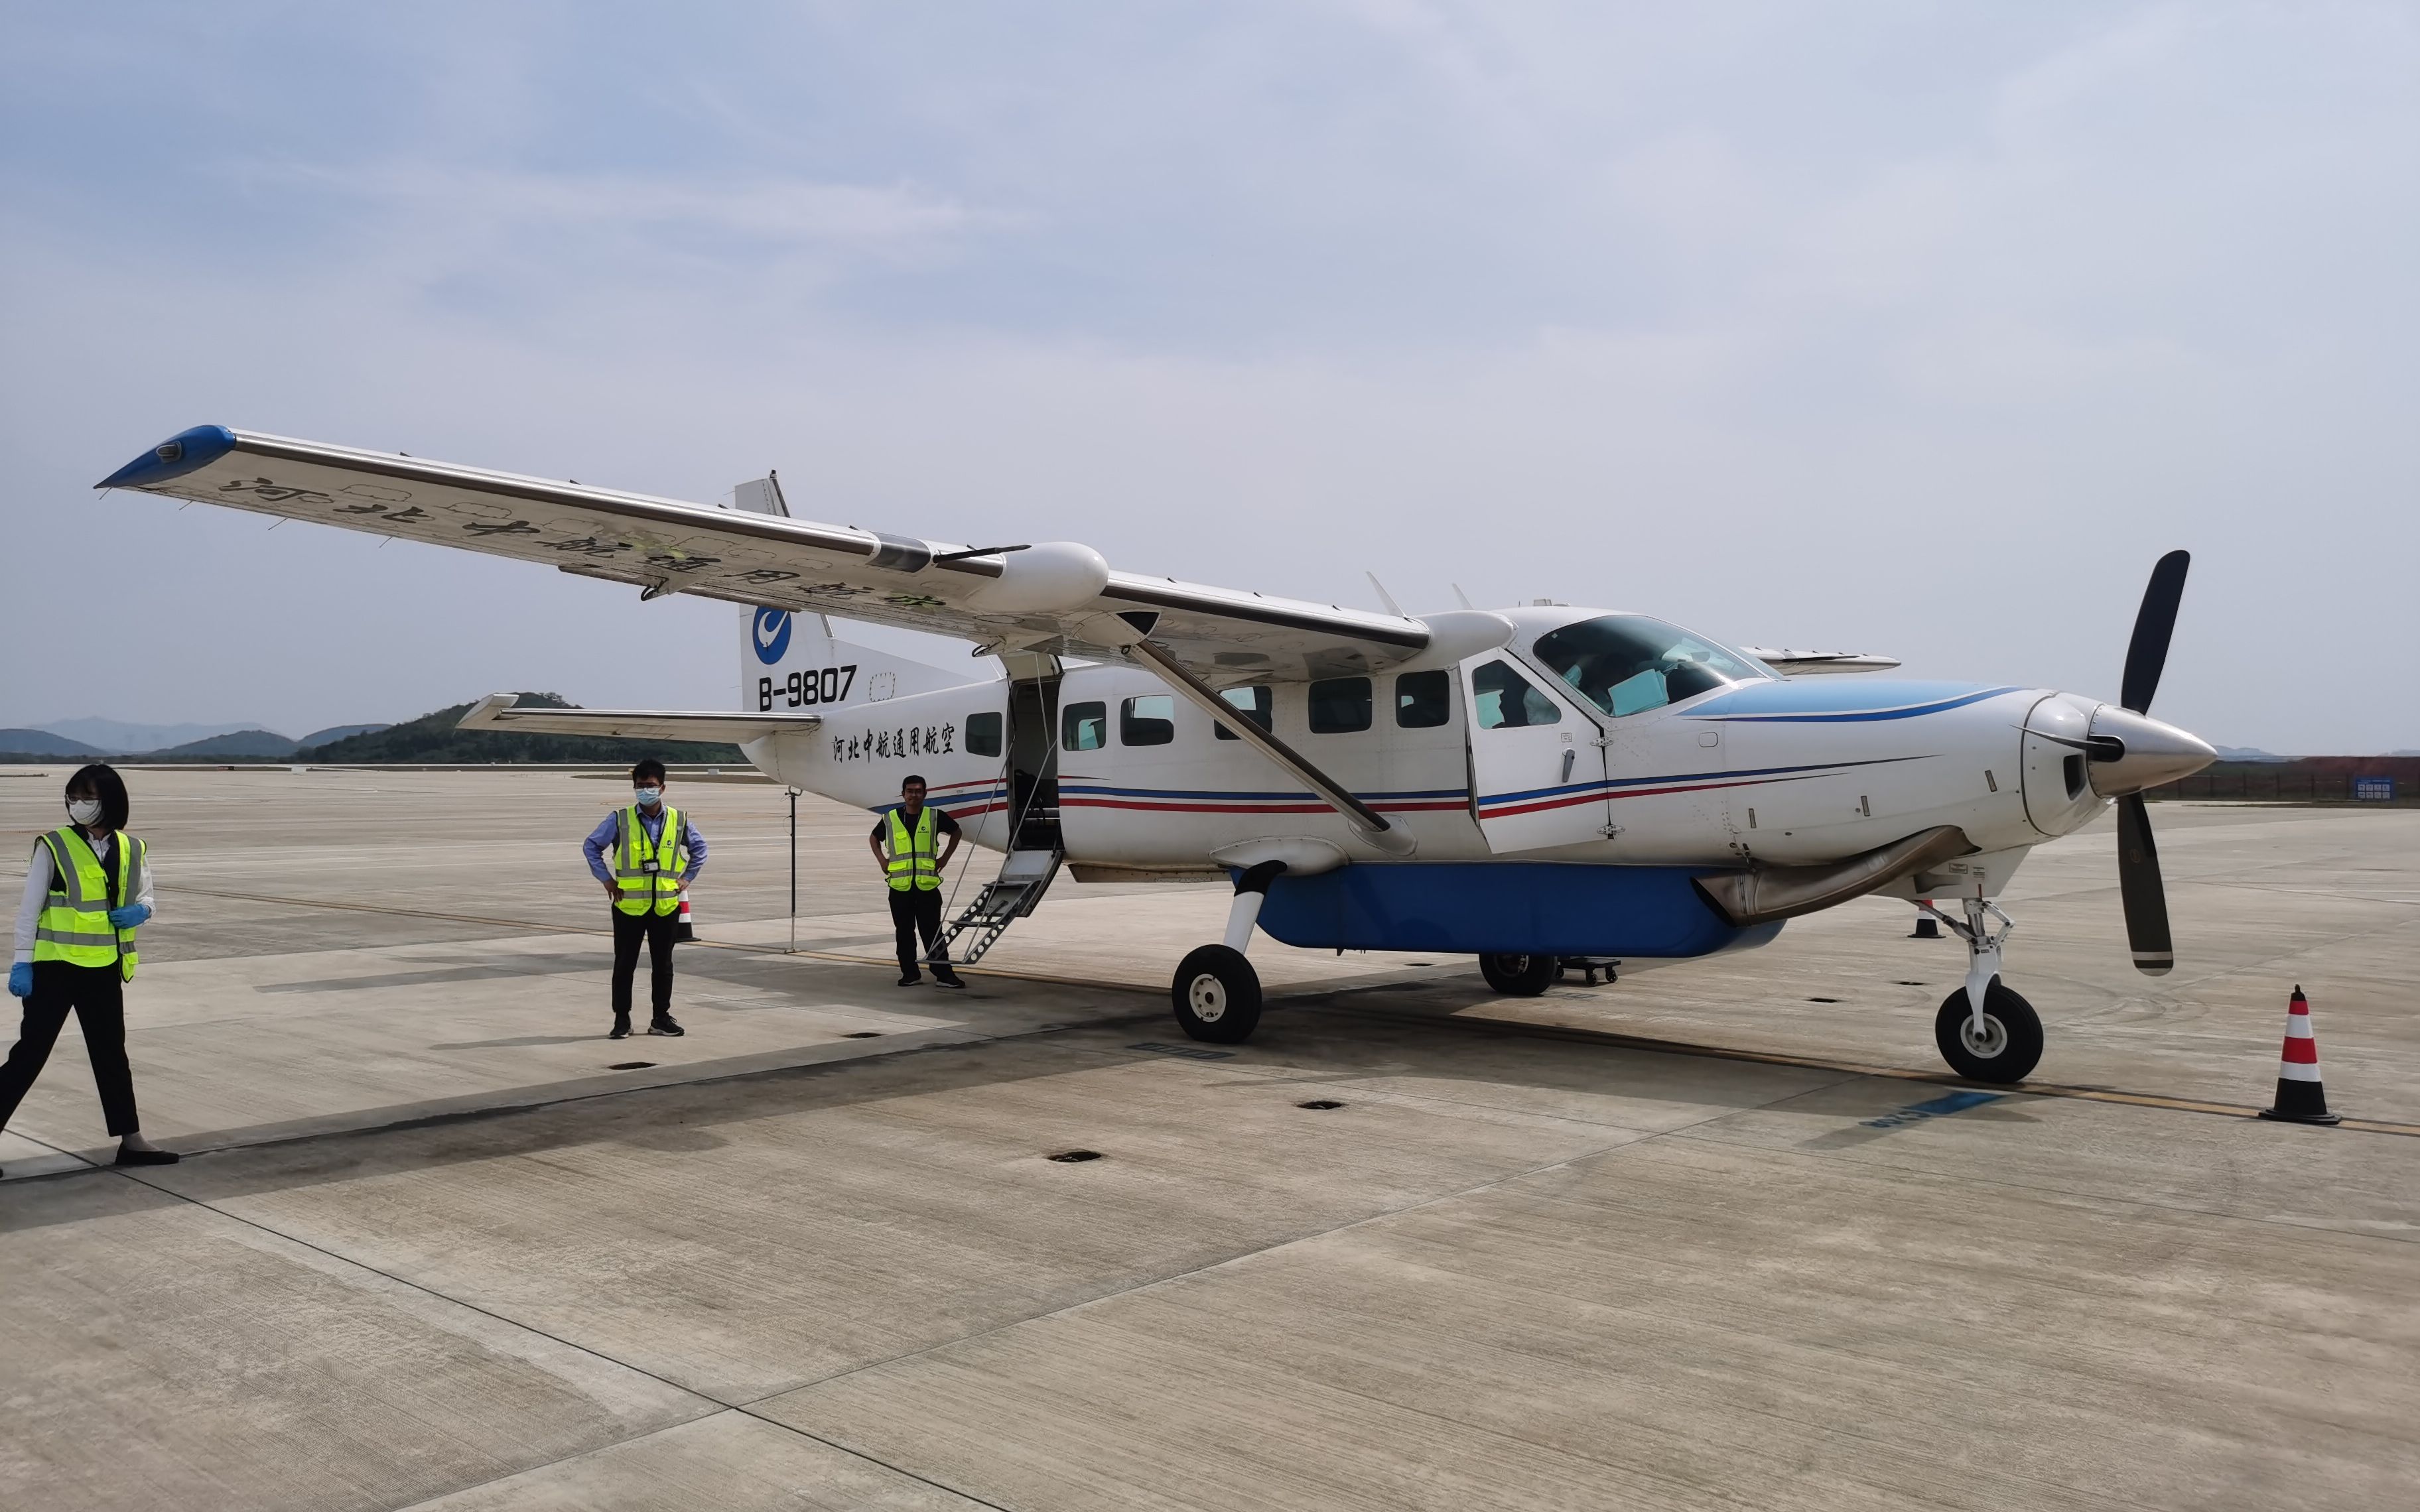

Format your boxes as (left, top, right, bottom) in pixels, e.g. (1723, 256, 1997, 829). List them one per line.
(1172, 944, 1262, 1044)
(1934, 981, 2043, 1083)
(1477, 952, 1560, 997)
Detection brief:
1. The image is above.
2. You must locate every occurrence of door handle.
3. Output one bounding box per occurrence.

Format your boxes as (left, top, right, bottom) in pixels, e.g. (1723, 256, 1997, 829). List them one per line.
(1560, 749, 1576, 784)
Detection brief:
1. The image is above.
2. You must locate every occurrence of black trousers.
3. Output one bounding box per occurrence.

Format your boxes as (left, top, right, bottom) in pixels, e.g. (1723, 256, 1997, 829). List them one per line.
(0, 961, 141, 1137)
(611, 907, 679, 1021)
(889, 887, 953, 976)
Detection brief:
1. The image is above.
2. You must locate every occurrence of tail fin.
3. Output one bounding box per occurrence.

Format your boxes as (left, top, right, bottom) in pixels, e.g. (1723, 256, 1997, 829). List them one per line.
(742, 605, 972, 713)
(731, 473, 975, 712)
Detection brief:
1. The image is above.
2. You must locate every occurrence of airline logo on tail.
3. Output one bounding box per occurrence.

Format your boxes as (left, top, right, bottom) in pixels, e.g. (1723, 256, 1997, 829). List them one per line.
(752, 608, 792, 664)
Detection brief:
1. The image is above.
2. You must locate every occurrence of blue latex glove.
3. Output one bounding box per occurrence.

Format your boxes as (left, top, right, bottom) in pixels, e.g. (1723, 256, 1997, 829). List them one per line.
(108, 903, 151, 929)
(6, 962, 29, 999)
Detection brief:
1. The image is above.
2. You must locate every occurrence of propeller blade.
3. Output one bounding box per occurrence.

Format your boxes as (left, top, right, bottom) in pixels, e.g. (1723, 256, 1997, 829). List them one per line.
(2115, 793, 2174, 975)
(2120, 550, 2190, 714)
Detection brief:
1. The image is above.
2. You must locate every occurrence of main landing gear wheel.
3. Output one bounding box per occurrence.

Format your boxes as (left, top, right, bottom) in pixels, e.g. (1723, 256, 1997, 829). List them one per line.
(1172, 944, 1262, 1044)
(1477, 952, 1560, 997)
(1934, 981, 2043, 1084)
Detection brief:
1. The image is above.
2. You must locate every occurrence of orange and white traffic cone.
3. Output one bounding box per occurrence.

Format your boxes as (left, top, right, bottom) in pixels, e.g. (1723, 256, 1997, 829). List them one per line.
(2256, 985, 2339, 1125)
(1911, 899, 1940, 939)
(675, 893, 696, 944)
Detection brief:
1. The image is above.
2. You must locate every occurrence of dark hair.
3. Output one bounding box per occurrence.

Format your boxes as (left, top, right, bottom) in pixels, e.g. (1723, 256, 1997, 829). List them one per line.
(66, 763, 131, 830)
(902, 774, 927, 791)
(631, 759, 667, 785)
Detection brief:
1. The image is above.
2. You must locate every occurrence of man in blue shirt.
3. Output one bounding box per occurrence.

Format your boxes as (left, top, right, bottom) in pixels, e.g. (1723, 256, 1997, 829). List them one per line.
(582, 759, 708, 1040)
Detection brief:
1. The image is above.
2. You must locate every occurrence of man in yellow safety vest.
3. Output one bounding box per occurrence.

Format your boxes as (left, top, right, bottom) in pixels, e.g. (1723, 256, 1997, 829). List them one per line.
(582, 759, 708, 1039)
(868, 775, 965, 988)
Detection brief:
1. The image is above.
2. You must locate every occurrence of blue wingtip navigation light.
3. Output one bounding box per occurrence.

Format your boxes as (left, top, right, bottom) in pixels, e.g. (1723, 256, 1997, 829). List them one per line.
(96, 424, 238, 489)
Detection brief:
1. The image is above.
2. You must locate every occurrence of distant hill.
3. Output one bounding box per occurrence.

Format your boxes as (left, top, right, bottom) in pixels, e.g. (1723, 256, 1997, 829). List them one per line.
(297, 694, 742, 765)
(152, 729, 304, 759)
(298, 723, 391, 747)
(33, 718, 262, 753)
(0, 728, 106, 759)
(2212, 745, 2291, 763)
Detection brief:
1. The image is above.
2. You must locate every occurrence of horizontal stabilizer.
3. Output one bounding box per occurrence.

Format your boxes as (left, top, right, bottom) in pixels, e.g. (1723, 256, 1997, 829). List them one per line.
(456, 693, 819, 745)
(1741, 647, 1902, 676)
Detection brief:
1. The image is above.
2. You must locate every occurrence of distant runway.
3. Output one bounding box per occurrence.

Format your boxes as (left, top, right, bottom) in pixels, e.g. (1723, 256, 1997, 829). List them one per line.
(3, 768, 2415, 1509)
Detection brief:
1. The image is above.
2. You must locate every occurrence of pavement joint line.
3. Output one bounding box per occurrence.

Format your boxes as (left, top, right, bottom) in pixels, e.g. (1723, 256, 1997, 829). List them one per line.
(90, 1157, 1020, 1512)
(0, 1007, 1176, 1179)
(1290, 997, 2420, 1138)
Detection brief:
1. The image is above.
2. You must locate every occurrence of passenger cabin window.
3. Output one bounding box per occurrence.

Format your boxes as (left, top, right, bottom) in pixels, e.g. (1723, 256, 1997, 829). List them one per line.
(1394, 670, 1451, 728)
(1061, 700, 1107, 751)
(1308, 677, 1373, 733)
(965, 710, 1003, 758)
(1531, 615, 1767, 718)
(1213, 685, 1272, 741)
(1121, 695, 1176, 746)
(1471, 660, 1561, 729)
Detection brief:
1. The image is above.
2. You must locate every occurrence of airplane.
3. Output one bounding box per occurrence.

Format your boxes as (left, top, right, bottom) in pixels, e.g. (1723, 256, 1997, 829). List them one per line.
(98, 424, 2219, 1082)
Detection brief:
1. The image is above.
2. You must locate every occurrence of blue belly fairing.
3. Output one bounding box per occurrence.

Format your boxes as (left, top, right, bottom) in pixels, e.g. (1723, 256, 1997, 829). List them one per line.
(1253, 862, 1783, 958)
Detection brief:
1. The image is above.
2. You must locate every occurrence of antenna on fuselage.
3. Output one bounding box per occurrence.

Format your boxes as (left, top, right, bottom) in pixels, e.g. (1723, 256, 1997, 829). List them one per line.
(1450, 582, 1475, 611)
(1366, 572, 1405, 617)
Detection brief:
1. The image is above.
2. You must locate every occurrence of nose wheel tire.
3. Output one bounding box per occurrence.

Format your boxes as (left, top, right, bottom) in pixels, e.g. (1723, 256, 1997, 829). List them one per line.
(1933, 981, 2043, 1083)
(1478, 952, 1560, 997)
(1172, 944, 1262, 1044)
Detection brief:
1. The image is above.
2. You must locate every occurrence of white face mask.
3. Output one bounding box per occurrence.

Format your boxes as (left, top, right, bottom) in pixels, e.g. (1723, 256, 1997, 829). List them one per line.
(634, 787, 663, 808)
(68, 798, 103, 828)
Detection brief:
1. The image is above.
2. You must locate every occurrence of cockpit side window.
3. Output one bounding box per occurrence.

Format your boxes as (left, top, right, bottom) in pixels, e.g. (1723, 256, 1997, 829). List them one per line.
(1532, 615, 1767, 718)
(1471, 660, 1561, 729)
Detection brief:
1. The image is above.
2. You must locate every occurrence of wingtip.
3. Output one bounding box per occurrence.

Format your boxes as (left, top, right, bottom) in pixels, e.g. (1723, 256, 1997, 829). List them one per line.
(96, 425, 237, 490)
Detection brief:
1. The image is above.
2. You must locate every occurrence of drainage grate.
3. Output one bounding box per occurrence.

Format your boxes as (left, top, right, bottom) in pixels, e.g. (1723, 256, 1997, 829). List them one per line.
(1047, 1149, 1103, 1163)
(608, 1061, 656, 1070)
(1806, 996, 1840, 1003)
(1298, 1100, 1345, 1110)
(841, 1031, 882, 1039)
(1895, 980, 1928, 987)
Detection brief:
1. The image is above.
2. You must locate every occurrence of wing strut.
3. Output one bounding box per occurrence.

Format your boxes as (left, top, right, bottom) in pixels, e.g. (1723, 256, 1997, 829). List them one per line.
(1117, 637, 1416, 857)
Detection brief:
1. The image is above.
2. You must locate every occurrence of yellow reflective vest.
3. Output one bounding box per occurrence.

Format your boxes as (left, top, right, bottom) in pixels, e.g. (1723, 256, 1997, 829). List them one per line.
(33, 827, 145, 980)
(614, 805, 687, 916)
(885, 807, 941, 891)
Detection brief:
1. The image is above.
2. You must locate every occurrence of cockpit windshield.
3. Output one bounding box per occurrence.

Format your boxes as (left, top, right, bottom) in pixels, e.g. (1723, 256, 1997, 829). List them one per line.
(1531, 615, 1772, 718)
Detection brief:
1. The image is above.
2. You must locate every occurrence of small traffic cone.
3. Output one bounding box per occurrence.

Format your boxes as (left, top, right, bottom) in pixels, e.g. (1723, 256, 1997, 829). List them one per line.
(1910, 899, 1940, 939)
(675, 894, 696, 944)
(2257, 986, 2339, 1125)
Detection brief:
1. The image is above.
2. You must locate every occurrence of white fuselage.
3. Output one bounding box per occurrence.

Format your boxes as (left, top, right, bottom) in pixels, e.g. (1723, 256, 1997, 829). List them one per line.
(745, 606, 2118, 891)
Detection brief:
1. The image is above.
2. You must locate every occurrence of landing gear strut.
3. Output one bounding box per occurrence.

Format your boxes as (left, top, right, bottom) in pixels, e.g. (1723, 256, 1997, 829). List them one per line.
(1172, 861, 1283, 1044)
(1920, 897, 2043, 1083)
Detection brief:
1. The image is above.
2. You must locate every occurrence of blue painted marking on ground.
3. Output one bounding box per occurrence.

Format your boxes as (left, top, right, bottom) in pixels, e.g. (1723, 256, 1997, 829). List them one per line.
(1860, 1089, 2003, 1129)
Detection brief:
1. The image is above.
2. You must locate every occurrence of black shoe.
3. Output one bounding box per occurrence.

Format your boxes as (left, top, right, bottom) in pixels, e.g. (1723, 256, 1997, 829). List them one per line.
(932, 971, 966, 989)
(610, 1015, 632, 1040)
(647, 1015, 685, 1037)
(896, 972, 921, 987)
(115, 1147, 180, 1167)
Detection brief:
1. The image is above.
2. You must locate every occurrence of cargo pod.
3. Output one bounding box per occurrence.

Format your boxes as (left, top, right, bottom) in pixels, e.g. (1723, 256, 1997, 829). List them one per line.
(1252, 862, 1780, 958)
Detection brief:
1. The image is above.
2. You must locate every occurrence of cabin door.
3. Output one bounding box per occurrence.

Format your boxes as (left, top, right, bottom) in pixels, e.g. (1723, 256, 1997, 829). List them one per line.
(1458, 653, 1612, 853)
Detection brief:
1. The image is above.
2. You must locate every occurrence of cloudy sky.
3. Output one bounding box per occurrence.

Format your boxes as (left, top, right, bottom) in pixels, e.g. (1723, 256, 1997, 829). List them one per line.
(4, 2, 2413, 751)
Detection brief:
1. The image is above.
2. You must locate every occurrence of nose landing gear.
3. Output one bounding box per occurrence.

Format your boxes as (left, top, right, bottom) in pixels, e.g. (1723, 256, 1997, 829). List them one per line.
(1920, 897, 2042, 1082)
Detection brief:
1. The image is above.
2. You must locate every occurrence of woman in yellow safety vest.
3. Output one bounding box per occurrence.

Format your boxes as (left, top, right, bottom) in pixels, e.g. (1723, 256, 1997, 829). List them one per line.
(3, 763, 178, 1173)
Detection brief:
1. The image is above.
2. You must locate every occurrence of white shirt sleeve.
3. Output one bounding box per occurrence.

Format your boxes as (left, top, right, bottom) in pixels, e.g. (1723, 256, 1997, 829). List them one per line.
(13, 842, 51, 965)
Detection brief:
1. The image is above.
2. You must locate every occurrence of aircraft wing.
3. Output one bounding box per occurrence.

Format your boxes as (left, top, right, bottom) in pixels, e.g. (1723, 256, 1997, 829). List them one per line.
(100, 426, 1429, 683)
(454, 693, 820, 745)
(1739, 647, 1902, 676)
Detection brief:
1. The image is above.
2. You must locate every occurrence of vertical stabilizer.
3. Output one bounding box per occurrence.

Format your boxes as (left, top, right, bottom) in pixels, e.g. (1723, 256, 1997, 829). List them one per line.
(741, 605, 980, 714)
